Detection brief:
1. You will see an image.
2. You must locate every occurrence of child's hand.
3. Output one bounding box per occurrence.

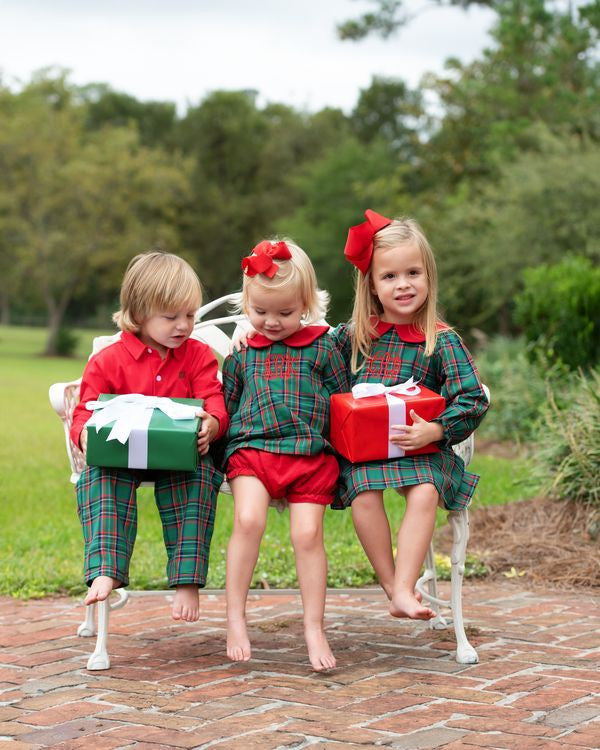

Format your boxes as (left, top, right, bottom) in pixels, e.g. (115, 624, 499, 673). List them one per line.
(389, 411, 444, 451)
(230, 327, 257, 353)
(196, 410, 219, 455)
(80, 427, 88, 456)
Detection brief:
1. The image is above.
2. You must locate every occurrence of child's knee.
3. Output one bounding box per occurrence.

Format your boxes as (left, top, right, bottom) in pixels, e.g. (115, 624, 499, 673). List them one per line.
(290, 522, 322, 552)
(234, 509, 266, 538)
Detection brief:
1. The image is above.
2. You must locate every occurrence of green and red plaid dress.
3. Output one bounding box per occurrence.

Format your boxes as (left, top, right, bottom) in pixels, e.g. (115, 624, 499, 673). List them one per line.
(330, 321, 489, 511)
(222, 326, 350, 463)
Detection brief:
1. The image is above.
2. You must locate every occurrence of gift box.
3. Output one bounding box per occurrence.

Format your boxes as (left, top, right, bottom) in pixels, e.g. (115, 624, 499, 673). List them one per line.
(330, 379, 445, 463)
(85, 394, 203, 472)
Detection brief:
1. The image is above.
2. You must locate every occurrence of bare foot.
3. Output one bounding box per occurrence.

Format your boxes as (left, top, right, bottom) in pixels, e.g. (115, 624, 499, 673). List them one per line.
(84, 576, 120, 605)
(304, 625, 336, 672)
(172, 584, 200, 622)
(227, 617, 251, 662)
(390, 590, 435, 620)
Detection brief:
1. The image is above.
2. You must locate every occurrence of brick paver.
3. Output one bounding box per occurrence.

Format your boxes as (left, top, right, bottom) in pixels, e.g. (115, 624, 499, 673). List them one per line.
(0, 580, 598, 749)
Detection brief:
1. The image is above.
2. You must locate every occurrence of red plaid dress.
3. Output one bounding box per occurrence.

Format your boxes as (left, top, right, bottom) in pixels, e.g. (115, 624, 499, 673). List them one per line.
(222, 326, 350, 463)
(330, 321, 489, 510)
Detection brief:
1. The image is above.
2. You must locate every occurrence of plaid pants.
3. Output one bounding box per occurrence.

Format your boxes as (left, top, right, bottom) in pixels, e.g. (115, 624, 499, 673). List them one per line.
(76, 461, 221, 588)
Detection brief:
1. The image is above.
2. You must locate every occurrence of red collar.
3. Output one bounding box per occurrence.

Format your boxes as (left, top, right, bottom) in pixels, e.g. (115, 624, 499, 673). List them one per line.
(372, 320, 449, 342)
(121, 331, 186, 360)
(248, 325, 330, 349)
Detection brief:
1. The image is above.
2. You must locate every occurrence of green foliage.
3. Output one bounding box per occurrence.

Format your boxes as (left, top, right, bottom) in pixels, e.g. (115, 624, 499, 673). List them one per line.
(428, 133, 600, 334)
(532, 369, 600, 506)
(475, 336, 569, 444)
(53, 327, 79, 357)
(514, 256, 600, 370)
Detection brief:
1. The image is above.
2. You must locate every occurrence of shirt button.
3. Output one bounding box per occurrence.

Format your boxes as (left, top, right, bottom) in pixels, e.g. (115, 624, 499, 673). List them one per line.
(156, 375, 162, 382)
(147, 348, 152, 354)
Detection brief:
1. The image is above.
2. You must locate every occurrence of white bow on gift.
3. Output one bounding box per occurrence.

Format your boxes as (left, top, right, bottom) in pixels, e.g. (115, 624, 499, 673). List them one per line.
(352, 376, 421, 400)
(85, 394, 201, 469)
(351, 377, 421, 459)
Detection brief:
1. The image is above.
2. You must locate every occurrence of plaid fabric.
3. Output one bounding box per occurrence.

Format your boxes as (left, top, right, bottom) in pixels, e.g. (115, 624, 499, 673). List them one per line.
(223, 329, 350, 462)
(330, 324, 489, 510)
(76, 460, 222, 587)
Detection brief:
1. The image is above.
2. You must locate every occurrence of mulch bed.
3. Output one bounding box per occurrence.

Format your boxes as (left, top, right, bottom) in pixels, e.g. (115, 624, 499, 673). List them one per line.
(436, 496, 600, 589)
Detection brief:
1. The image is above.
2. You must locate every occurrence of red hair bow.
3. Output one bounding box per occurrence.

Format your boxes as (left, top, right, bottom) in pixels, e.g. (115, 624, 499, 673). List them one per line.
(344, 209, 392, 274)
(241, 240, 292, 278)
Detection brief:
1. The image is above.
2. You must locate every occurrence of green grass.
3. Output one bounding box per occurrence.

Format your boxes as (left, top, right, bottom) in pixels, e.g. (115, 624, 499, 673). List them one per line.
(0, 324, 538, 598)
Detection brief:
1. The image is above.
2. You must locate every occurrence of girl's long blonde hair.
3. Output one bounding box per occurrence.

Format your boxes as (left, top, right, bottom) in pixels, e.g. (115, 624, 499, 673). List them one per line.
(351, 217, 445, 373)
(238, 239, 329, 323)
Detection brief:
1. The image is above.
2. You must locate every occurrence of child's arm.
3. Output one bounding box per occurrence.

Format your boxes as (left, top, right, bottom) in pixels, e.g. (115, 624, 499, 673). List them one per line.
(321, 338, 351, 396)
(70, 354, 111, 452)
(328, 323, 352, 371)
(432, 331, 489, 447)
(222, 352, 244, 416)
(189, 345, 229, 441)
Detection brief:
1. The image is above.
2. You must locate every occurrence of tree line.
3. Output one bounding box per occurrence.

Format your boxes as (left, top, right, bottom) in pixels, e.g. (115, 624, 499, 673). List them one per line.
(1, 0, 598, 354)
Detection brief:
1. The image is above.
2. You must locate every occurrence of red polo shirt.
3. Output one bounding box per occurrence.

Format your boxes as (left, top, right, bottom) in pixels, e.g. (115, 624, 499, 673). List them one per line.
(70, 331, 228, 449)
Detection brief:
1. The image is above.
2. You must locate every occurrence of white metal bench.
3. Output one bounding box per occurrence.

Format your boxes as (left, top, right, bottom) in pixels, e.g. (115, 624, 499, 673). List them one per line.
(49, 294, 488, 669)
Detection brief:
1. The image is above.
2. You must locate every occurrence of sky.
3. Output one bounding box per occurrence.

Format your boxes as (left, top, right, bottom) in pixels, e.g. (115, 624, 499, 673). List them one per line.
(0, 0, 496, 113)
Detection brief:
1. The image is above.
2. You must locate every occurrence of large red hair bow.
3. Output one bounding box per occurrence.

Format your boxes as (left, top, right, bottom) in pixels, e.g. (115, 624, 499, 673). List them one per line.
(344, 209, 392, 274)
(241, 240, 292, 278)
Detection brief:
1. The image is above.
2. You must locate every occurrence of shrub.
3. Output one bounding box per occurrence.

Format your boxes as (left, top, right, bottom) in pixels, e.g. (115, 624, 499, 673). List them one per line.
(54, 327, 79, 357)
(532, 368, 600, 506)
(475, 336, 569, 444)
(514, 256, 600, 371)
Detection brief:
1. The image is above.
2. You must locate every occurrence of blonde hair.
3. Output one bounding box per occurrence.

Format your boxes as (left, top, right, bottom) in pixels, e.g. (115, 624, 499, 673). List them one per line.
(351, 217, 447, 372)
(238, 239, 329, 323)
(113, 251, 202, 333)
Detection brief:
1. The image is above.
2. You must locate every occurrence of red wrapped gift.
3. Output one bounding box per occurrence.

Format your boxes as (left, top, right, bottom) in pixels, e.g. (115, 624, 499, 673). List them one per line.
(330, 378, 446, 463)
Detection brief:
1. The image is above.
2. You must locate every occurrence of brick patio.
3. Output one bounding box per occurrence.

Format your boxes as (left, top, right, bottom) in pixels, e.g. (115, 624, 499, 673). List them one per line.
(0, 581, 599, 749)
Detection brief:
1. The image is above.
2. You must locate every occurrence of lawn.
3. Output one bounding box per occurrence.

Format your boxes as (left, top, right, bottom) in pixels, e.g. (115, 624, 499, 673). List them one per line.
(0, 324, 538, 598)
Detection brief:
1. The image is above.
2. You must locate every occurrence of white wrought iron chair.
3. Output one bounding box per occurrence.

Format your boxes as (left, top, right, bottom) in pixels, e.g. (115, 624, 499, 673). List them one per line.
(49, 295, 488, 669)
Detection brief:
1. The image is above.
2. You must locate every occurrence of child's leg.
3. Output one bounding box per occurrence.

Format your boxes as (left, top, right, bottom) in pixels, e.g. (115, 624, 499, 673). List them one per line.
(288, 502, 336, 671)
(226, 476, 271, 661)
(390, 482, 438, 620)
(351, 490, 395, 599)
(154, 465, 218, 622)
(76, 466, 139, 605)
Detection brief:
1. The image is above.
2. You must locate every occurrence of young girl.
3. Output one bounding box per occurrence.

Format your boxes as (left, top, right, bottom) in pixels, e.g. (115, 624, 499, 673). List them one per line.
(70, 251, 228, 622)
(223, 239, 349, 671)
(331, 210, 489, 620)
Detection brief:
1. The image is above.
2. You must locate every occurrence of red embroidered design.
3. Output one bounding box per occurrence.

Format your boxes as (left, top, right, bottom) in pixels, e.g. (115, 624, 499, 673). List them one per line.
(365, 353, 402, 380)
(264, 353, 300, 379)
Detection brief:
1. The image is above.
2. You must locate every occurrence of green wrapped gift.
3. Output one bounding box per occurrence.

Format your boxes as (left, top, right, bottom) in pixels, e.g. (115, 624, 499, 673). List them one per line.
(85, 394, 203, 472)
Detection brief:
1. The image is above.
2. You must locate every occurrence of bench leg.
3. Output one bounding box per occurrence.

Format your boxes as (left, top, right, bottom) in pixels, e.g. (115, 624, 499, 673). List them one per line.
(76, 589, 129, 671)
(449, 509, 479, 664)
(77, 602, 97, 637)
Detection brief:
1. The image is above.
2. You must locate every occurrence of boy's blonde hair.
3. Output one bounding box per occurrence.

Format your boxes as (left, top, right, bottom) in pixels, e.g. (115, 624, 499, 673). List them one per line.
(113, 251, 202, 333)
(351, 217, 446, 372)
(239, 239, 329, 323)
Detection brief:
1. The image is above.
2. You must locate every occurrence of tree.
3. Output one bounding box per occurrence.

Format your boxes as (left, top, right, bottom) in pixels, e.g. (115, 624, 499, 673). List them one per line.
(0, 73, 190, 354)
(424, 130, 600, 333)
(337, 0, 497, 41)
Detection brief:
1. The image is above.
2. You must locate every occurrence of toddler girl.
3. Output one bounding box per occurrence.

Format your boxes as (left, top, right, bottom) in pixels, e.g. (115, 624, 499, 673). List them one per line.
(71, 251, 228, 622)
(332, 210, 489, 620)
(223, 239, 348, 670)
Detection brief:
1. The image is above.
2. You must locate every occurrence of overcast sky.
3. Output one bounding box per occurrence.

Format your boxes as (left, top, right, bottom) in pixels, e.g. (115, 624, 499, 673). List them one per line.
(1, 0, 496, 113)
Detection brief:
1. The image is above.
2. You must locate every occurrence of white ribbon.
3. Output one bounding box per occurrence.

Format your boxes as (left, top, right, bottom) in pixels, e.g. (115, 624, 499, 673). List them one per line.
(351, 376, 421, 400)
(85, 394, 200, 470)
(351, 377, 421, 459)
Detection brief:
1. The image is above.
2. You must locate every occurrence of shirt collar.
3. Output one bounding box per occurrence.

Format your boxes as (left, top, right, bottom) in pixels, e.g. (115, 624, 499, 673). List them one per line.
(372, 320, 449, 342)
(121, 330, 186, 360)
(248, 325, 330, 349)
